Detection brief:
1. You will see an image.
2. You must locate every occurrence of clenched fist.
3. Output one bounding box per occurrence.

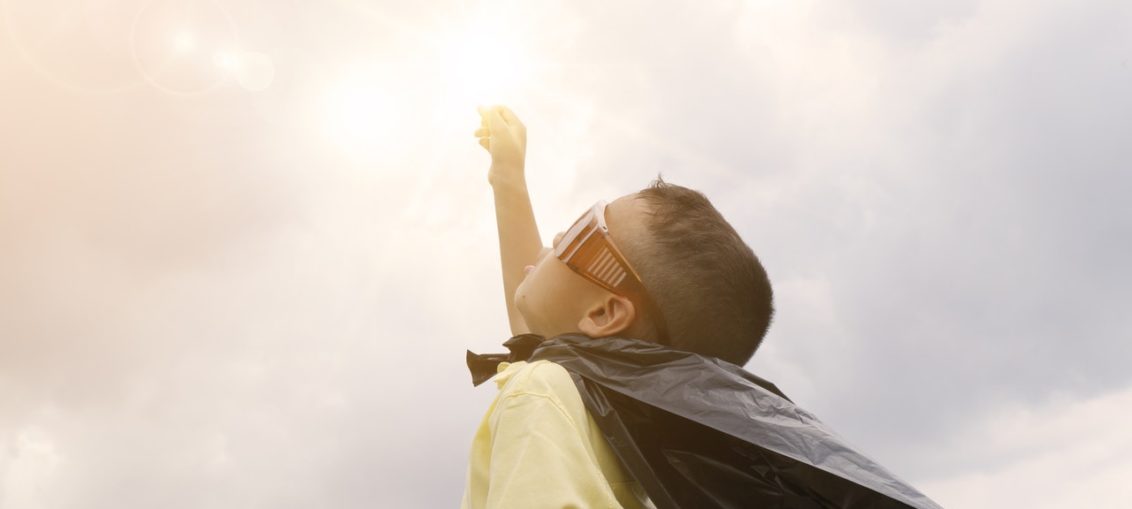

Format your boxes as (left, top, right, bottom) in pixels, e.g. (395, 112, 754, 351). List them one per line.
(475, 105, 527, 187)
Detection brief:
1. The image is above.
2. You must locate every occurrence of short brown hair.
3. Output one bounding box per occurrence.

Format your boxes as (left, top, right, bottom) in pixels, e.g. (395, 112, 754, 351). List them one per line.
(632, 177, 774, 365)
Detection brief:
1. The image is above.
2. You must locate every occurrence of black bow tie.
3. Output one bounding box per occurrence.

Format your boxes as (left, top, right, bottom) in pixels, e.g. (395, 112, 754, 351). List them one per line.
(465, 334, 548, 387)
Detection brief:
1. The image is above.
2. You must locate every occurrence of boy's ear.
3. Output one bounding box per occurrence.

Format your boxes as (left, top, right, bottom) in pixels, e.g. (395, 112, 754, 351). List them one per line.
(577, 294, 637, 338)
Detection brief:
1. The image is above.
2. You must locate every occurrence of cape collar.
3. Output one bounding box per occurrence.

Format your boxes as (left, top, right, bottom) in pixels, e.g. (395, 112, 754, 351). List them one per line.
(465, 334, 548, 387)
(466, 333, 681, 387)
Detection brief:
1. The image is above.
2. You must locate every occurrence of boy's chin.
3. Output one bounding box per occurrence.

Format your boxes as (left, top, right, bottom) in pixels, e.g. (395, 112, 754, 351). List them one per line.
(518, 320, 562, 340)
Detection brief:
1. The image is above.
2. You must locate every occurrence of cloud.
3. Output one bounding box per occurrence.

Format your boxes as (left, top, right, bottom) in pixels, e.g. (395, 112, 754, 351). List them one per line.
(2, 0, 1130, 507)
(918, 383, 1132, 508)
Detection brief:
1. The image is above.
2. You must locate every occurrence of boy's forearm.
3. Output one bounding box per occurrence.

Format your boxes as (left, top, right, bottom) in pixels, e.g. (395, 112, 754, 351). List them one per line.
(491, 169, 542, 336)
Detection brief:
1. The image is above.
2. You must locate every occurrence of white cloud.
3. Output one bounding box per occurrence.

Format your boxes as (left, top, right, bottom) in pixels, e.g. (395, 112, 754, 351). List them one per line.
(2, 0, 1130, 506)
(920, 384, 1132, 508)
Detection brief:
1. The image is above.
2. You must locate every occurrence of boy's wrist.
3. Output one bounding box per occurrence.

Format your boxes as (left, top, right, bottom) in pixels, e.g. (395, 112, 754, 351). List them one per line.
(489, 164, 528, 193)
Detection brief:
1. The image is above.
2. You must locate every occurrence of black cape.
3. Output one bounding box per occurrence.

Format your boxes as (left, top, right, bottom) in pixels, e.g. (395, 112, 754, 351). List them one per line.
(467, 334, 942, 509)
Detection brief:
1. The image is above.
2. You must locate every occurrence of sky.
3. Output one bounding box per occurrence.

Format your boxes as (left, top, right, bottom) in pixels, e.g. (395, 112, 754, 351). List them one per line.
(1, 0, 1130, 507)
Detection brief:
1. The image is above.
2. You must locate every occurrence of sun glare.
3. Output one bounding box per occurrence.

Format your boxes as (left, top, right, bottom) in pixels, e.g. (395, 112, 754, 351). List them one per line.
(433, 17, 536, 110)
(316, 8, 544, 162)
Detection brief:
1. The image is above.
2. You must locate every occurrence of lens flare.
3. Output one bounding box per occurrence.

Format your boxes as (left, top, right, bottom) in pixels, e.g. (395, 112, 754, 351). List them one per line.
(130, 0, 240, 95)
(172, 31, 196, 54)
(1, 0, 142, 93)
(233, 51, 275, 92)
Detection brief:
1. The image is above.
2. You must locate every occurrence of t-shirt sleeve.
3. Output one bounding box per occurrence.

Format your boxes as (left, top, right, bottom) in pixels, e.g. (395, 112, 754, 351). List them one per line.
(484, 388, 624, 508)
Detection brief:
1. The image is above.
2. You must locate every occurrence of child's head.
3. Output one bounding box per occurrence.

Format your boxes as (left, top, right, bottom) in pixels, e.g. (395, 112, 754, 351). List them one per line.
(514, 178, 774, 366)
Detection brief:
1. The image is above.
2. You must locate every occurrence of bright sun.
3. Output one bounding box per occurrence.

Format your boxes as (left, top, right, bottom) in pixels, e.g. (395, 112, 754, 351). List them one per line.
(318, 8, 540, 162)
(433, 16, 536, 109)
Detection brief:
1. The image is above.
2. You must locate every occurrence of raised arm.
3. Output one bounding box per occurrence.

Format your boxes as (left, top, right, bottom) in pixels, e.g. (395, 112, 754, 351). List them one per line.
(476, 106, 542, 335)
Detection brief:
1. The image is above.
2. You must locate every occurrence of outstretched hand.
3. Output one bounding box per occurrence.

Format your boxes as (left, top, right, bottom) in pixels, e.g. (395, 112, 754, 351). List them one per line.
(475, 106, 538, 335)
(475, 105, 527, 187)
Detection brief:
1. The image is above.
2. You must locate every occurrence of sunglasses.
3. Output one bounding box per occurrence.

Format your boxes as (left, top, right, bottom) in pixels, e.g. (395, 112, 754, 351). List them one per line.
(554, 201, 670, 343)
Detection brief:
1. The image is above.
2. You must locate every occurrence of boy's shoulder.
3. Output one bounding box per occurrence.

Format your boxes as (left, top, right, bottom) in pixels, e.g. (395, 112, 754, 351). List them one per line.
(488, 360, 596, 438)
(465, 336, 590, 417)
(493, 359, 576, 398)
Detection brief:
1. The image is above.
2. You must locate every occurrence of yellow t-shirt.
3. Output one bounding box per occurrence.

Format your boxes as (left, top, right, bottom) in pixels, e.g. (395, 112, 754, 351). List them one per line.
(462, 360, 653, 509)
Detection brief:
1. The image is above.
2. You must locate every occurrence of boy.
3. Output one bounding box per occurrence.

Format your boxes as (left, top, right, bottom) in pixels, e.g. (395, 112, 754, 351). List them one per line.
(462, 106, 773, 508)
(462, 107, 939, 509)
